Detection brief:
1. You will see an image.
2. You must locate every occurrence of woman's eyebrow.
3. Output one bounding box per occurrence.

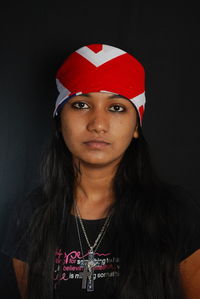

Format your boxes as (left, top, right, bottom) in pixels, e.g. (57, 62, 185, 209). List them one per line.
(108, 94, 128, 99)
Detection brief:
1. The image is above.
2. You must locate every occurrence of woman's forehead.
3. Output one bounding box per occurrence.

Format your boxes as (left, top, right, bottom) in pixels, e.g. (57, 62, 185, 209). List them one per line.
(72, 92, 129, 101)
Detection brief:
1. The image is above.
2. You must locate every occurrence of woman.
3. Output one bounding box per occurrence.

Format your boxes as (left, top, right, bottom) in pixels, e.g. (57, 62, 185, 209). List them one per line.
(2, 44, 200, 299)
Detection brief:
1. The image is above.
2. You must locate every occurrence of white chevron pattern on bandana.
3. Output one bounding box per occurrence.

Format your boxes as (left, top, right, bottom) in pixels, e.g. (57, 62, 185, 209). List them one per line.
(129, 92, 146, 110)
(55, 79, 71, 109)
(76, 45, 126, 67)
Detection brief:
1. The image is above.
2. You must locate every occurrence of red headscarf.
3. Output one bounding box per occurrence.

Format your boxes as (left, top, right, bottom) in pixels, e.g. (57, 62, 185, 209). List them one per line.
(54, 44, 146, 125)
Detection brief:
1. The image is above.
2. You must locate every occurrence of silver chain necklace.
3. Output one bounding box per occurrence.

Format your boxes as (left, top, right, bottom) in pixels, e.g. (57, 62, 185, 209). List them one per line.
(73, 201, 113, 292)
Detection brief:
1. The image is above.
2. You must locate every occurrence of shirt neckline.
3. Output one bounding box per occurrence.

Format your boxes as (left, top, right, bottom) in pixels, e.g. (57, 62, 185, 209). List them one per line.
(69, 213, 107, 222)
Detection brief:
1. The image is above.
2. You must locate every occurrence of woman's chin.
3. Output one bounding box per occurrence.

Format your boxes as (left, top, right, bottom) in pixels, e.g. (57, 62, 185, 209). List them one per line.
(74, 155, 122, 169)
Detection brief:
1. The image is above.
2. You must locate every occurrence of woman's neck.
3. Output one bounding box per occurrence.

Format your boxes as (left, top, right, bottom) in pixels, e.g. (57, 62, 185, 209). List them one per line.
(71, 161, 117, 219)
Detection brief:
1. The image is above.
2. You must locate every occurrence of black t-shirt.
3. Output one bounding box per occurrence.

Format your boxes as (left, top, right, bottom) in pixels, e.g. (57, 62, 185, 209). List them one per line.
(53, 214, 119, 298)
(1, 187, 119, 299)
(2, 185, 200, 299)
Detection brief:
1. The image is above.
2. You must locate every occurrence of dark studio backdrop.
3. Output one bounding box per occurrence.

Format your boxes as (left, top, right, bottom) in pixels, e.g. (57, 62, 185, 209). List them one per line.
(0, 1, 200, 298)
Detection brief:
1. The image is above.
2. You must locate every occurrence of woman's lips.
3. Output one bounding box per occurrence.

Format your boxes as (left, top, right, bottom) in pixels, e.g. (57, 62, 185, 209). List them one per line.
(83, 141, 110, 149)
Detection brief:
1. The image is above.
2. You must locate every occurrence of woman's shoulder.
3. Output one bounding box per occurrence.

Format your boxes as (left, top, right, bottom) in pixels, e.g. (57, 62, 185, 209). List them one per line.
(138, 181, 200, 262)
(159, 182, 200, 262)
(1, 186, 44, 261)
(144, 181, 200, 213)
(161, 183, 200, 223)
(17, 185, 44, 215)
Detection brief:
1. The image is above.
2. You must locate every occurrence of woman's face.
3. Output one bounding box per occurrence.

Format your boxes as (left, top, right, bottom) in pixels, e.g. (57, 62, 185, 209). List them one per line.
(60, 92, 139, 167)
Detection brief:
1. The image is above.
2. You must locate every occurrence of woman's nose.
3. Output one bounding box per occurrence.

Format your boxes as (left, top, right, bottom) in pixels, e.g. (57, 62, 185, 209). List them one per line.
(86, 111, 109, 134)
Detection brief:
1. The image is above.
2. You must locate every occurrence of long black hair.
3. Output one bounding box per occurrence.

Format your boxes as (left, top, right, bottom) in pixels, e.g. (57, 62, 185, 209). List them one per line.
(26, 115, 186, 299)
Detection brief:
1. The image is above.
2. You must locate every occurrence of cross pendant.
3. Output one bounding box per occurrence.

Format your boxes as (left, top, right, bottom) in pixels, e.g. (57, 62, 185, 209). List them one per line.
(79, 248, 98, 292)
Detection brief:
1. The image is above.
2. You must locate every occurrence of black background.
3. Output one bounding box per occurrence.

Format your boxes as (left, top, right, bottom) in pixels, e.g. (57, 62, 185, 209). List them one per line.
(1, 1, 200, 298)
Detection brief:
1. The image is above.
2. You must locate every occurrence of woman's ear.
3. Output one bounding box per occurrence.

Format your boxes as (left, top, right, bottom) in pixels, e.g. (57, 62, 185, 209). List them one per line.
(133, 125, 139, 138)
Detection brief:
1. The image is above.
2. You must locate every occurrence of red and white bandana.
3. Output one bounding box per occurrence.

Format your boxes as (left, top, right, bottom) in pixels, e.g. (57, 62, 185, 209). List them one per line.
(54, 44, 146, 125)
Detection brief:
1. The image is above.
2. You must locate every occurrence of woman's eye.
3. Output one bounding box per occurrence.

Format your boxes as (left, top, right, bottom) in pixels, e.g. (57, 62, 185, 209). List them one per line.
(71, 102, 125, 112)
(72, 102, 89, 109)
(109, 105, 125, 112)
